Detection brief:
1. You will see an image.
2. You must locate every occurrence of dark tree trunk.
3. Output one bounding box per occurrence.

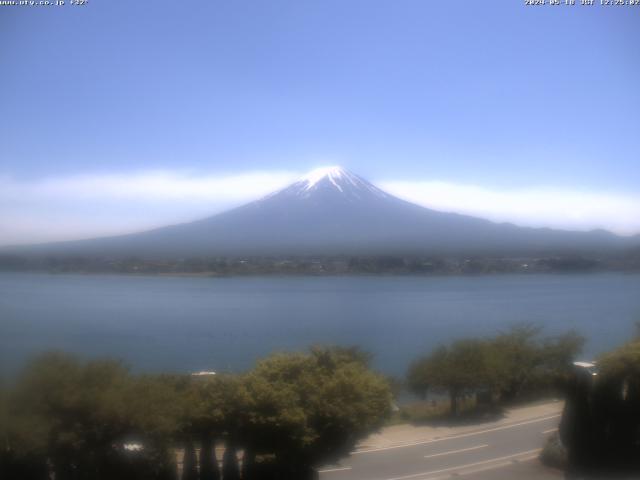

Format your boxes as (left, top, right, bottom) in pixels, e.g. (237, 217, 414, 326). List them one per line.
(222, 443, 240, 480)
(182, 439, 199, 480)
(157, 458, 179, 480)
(450, 387, 459, 417)
(199, 434, 220, 480)
(241, 448, 255, 480)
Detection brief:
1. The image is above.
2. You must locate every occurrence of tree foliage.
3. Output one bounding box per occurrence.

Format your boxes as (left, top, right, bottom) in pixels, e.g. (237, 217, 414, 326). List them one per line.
(2, 353, 178, 480)
(239, 347, 391, 475)
(1, 346, 391, 480)
(407, 340, 497, 415)
(558, 339, 640, 476)
(406, 325, 586, 415)
(598, 340, 640, 388)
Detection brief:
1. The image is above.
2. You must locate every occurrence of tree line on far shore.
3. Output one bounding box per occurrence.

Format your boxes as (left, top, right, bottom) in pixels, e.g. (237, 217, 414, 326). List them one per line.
(3, 252, 637, 276)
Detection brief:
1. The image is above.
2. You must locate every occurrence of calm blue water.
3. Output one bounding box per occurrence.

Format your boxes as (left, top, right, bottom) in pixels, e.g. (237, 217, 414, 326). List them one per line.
(1, 272, 639, 378)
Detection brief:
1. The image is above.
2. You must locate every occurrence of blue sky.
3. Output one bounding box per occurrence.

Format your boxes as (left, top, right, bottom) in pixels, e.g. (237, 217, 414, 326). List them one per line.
(1, 0, 639, 244)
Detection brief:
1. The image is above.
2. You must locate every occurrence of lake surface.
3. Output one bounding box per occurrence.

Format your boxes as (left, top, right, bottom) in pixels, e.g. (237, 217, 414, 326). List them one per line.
(1, 272, 639, 378)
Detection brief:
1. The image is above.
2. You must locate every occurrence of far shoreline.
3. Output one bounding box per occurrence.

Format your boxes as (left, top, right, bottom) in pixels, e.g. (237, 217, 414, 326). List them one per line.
(2, 268, 640, 279)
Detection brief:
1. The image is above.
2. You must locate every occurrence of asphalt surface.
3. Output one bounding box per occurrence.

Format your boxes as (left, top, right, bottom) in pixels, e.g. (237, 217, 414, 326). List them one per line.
(319, 413, 563, 480)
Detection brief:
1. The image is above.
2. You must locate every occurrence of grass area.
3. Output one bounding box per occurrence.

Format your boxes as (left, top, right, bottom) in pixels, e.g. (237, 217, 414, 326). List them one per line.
(387, 391, 563, 427)
(387, 396, 495, 426)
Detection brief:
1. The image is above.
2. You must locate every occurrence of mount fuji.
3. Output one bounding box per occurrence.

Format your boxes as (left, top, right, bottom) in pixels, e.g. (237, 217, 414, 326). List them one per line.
(10, 167, 637, 257)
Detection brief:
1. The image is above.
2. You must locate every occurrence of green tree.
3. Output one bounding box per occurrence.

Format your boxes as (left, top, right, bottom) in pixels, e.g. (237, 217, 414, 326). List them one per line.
(182, 440, 198, 480)
(407, 326, 586, 414)
(407, 357, 431, 400)
(540, 330, 585, 375)
(598, 340, 640, 388)
(222, 444, 240, 480)
(241, 347, 391, 478)
(559, 340, 640, 475)
(191, 375, 242, 480)
(2, 346, 391, 480)
(5, 353, 178, 480)
(407, 340, 499, 416)
(1, 380, 50, 480)
(489, 326, 585, 400)
(157, 373, 213, 480)
(489, 324, 544, 400)
(311, 345, 373, 368)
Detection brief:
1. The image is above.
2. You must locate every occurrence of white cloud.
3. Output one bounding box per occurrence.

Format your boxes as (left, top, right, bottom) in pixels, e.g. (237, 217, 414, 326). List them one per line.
(1, 170, 638, 246)
(0, 170, 298, 246)
(0, 170, 298, 202)
(379, 180, 640, 236)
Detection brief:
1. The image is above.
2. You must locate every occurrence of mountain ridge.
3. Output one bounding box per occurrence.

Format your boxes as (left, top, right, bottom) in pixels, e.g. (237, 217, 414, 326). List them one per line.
(4, 167, 638, 258)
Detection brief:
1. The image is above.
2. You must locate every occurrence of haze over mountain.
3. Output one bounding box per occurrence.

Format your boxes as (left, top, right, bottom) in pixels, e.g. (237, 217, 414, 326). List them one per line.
(7, 167, 638, 258)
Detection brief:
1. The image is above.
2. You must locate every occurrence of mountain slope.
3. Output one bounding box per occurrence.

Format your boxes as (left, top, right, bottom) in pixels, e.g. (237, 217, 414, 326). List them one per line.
(8, 167, 637, 257)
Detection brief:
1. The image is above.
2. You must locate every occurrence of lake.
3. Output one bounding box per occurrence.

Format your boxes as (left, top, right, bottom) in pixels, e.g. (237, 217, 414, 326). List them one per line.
(1, 272, 639, 378)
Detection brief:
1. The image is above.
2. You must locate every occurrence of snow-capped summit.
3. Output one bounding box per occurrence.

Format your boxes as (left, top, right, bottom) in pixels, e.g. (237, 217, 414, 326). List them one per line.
(300, 166, 348, 190)
(278, 166, 389, 201)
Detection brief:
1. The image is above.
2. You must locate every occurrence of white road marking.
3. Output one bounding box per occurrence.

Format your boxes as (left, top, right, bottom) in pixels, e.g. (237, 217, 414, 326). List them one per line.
(423, 444, 488, 459)
(542, 427, 557, 434)
(404, 454, 542, 480)
(353, 414, 560, 454)
(455, 452, 540, 477)
(384, 448, 542, 480)
(318, 466, 353, 473)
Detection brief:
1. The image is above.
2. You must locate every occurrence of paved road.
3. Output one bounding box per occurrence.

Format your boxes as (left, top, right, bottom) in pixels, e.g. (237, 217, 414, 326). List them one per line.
(319, 408, 563, 480)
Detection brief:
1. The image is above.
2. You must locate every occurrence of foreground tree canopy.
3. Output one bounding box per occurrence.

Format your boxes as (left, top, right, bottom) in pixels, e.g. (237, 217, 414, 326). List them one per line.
(406, 325, 585, 415)
(559, 339, 640, 477)
(0, 347, 391, 480)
